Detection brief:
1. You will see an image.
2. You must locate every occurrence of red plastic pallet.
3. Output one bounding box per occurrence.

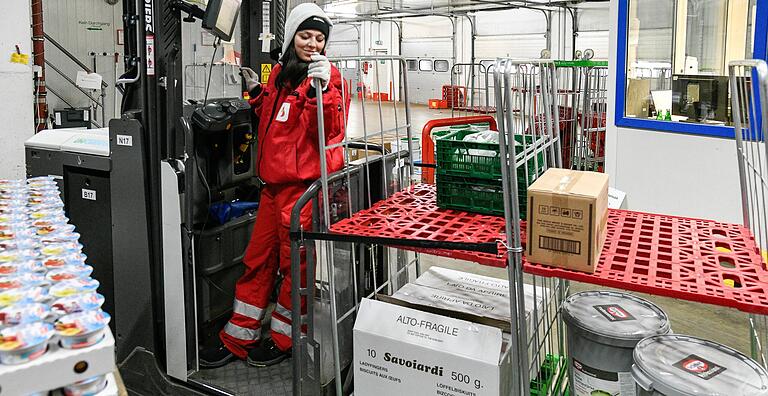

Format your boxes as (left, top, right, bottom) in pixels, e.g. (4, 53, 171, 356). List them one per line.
(329, 184, 768, 314)
(525, 209, 768, 315)
(330, 184, 510, 267)
(330, 184, 527, 266)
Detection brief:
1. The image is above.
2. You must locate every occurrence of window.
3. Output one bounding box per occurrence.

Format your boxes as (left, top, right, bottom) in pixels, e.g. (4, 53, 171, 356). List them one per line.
(419, 59, 433, 72)
(617, 0, 766, 137)
(406, 59, 418, 71)
(434, 60, 450, 72)
(746, 0, 757, 58)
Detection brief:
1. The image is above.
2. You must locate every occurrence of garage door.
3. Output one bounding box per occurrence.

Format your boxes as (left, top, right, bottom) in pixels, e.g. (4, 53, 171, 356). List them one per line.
(403, 38, 453, 104)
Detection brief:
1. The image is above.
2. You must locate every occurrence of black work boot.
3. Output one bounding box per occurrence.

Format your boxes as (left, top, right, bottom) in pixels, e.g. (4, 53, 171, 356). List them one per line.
(246, 338, 290, 367)
(199, 342, 236, 369)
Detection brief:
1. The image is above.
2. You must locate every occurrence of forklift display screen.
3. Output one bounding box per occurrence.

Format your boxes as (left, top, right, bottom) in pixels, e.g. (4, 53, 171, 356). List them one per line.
(202, 0, 242, 42)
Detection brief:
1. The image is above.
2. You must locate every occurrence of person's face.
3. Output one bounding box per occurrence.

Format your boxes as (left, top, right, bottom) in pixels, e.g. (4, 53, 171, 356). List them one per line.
(294, 29, 326, 62)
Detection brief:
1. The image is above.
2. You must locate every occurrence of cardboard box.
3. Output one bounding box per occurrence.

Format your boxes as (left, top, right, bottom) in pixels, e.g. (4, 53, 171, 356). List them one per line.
(384, 267, 555, 379)
(625, 78, 651, 118)
(389, 267, 544, 328)
(527, 168, 609, 273)
(354, 298, 513, 396)
(347, 148, 380, 162)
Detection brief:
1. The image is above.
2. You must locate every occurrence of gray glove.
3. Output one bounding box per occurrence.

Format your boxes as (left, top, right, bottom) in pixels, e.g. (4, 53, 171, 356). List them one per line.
(240, 67, 260, 92)
(307, 54, 331, 91)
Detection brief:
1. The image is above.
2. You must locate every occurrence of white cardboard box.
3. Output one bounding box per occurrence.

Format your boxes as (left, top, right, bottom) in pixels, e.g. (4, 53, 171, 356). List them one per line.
(354, 298, 512, 396)
(393, 267, 549, 336)
(366, 267, 558, 387)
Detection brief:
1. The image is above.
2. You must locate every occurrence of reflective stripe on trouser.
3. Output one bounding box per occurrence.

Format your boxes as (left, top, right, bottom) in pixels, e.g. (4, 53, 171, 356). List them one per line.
(219, 184, 311, 359)
(270, 315, 293, 338)
(234, 299, 265, 321)
(274, 303, 307, 323)
(271, 303, 308, 351)
(224, 322, 261, 342)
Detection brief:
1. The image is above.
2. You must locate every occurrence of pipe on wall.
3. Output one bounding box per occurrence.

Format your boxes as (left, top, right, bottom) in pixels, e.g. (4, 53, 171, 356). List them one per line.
(31, 0, 47, 132)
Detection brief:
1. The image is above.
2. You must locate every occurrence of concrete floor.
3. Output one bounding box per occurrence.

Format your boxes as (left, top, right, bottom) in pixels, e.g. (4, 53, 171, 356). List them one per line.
(367, 100, 755, 356)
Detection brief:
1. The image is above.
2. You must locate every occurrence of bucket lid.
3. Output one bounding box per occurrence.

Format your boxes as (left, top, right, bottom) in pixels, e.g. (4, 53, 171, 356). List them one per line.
(561, 291, 669, 346)
(633, 335, 768, 396)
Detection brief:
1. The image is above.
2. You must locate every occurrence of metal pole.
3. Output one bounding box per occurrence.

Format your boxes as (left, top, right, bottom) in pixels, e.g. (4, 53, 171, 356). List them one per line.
(400, 58, 415, 182)
(101, 87, 107, 127)
(313, 78, 343, 396)
(494, 59, 523, 396)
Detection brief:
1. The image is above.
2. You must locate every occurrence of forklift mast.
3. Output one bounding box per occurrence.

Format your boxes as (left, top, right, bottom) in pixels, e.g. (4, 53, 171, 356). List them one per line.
(115, 0, 286, 391)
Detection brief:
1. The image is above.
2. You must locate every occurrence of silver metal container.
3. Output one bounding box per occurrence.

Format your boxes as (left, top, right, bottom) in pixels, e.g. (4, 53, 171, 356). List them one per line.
(562, 291, 670, 396)
(633, 335, 768, 396)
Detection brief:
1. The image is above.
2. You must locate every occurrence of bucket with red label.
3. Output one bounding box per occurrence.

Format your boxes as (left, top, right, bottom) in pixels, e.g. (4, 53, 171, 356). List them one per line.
(632, 334, 768, 395)
(562, 291, 671, 396)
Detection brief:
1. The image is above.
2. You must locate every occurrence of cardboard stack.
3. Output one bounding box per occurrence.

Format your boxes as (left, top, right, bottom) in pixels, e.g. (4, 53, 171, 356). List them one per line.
(353, 267, 557, 396)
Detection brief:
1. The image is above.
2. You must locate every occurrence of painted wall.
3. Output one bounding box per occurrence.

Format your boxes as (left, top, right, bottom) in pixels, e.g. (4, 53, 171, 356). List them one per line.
(605, 0, 743, 224)
(0, 1, 34, 179)
(576, 4, 612, 60)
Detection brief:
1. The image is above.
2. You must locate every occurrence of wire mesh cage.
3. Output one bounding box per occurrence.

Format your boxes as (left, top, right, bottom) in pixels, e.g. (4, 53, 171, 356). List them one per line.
(290, 56, 418, 395)
(493, 58, 569, 396)
(554, 61, 608, 172)
(449, 63, 496, 118)
(729, 59, 768, 369)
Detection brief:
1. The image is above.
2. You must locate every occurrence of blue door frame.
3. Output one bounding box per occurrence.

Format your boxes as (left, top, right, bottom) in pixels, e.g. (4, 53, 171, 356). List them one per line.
(615, 0, 768, 138)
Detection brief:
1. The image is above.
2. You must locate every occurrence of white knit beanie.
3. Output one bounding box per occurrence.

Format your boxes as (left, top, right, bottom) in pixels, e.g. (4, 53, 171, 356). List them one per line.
(282, 3, 334, 57)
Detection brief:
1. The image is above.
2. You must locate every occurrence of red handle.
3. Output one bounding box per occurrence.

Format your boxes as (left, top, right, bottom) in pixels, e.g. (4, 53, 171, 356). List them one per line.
(420, 115, 498, 184)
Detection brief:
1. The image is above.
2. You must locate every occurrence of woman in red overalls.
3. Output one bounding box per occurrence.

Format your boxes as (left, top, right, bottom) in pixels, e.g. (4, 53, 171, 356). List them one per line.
(200, 3, 349, 368)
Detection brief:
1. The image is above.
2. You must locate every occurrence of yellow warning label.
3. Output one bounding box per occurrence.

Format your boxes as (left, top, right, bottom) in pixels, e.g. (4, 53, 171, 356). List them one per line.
(261, 64, 272, 84)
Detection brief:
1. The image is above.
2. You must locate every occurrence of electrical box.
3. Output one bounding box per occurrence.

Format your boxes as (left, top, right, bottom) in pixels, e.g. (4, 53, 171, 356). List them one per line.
(52, 107, 91, 129)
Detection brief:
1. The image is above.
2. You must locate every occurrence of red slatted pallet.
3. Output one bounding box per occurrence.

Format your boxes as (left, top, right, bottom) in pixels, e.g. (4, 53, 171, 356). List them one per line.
(525, 210, 768, 313)
(329, 184, 768, 314)
(331, 184, 509, 266)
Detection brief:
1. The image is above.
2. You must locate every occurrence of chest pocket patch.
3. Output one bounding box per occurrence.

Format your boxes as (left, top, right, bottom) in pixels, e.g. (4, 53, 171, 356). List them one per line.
(276, 102, 291, 122)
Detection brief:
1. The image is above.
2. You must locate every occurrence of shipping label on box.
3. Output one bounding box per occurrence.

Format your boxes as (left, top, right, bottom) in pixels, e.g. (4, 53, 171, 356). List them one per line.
(527, 168, 609, 273)
(354, 299, 510, 396)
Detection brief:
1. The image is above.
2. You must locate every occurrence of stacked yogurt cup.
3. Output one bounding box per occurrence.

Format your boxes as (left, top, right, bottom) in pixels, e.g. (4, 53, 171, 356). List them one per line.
(0, 177, 111, 395)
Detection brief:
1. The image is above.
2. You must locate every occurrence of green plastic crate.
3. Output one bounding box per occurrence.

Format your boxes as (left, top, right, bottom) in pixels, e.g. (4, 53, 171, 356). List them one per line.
(436, 174, 529, 218)
(435, 129, 545, 181)
(530, 354, 569, 396)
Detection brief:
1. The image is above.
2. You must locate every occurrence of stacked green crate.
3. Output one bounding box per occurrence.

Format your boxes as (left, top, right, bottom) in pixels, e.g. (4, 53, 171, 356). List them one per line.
(435, 127, 546, 217)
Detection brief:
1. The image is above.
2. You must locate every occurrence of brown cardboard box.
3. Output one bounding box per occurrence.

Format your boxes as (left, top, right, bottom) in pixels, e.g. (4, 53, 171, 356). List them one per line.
(526, 168, 609, 273)
(626, 78, 651, 118)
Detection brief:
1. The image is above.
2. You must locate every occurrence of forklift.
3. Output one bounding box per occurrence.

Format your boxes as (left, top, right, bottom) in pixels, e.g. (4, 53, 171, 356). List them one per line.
(107, 1, 401, 394)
